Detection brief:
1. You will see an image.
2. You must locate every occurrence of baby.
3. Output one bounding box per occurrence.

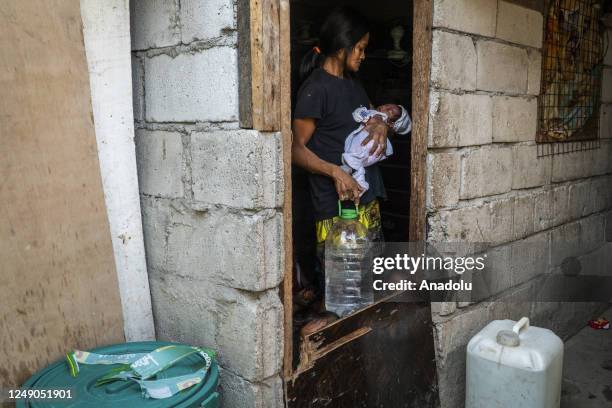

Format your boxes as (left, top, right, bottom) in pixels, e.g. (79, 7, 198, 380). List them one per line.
(341, 104, 412, 194)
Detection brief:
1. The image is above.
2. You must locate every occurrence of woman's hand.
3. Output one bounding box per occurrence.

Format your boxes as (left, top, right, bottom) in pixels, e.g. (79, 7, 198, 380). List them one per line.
(362, 115, 390, 158)
(293, 118, 363, 204)
(332, 166, 363, 204)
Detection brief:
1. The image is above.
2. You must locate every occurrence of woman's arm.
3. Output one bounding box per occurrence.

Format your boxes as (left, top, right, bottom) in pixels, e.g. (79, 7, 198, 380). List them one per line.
(292, 118, 363, 203)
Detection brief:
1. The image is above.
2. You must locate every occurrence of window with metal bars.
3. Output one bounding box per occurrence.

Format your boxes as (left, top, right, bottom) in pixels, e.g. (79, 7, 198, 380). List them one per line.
(537, 0, 608, 156)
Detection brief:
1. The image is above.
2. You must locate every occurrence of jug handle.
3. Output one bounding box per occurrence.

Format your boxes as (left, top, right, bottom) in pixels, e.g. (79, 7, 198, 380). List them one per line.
(512, 317, 530, 335)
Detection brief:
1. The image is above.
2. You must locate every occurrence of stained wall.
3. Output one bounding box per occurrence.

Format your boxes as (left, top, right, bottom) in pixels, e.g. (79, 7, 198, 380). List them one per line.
(0, 0, 125, 388)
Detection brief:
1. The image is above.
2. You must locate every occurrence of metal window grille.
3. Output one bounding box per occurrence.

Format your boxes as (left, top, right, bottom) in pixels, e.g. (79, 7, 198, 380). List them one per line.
(537, 0, 608, 157)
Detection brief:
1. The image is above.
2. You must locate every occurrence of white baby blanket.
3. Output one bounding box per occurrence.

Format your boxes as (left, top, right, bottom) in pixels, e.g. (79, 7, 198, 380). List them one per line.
(341, 106, 412, 194)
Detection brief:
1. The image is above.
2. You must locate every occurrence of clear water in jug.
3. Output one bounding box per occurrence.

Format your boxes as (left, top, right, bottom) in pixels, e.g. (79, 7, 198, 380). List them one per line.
(325, 202, 373, 317)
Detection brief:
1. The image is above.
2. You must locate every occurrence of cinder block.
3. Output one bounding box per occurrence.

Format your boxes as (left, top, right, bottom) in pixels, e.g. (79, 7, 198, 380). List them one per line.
(489, 198, 514, 245)
(495, 1, 544, 48)
(135, 130, 184, 198)
(605, 30, 612, 66)
(140, 196, 172, 271)
(601, 104, 612, 139)
(219, 369, 284, 408)
(603, 68, 612, 103)
(512, 145, 551, 189)
(180, 0, 235, 43)
(131, 55, 145, 121)
(527, 50, 542, 95)
(592, 140, 612, 176)
(149, 271, 219, 347)
(430, 198, 513, 245)
(473, 245, 512, 299)
(568, 180, 592, 219)
(145, 47, 238, 122)
(532, 302, 602, 339)
(149, 272, 284, 385)
(165, 207, 284, 292)
(217, 288, 283, 381)
(476, 41, 528, 93)
(591, 176, 612, 213)
(428, 93, 455, 147)
(578, 243, 612, 277)
(510, 232, 550, 286)
(433, 0, 497, 36)
(580, 214, 605, 254)
(552, 185, 570, 226)
(485, 284, 534, 321)
(461, 146, 513, 199)
(534, 189, 554, 232)
(492, 96, 537, 142)
(429, 205, 489, 243)
(191, 130, 282, 209)
(551, 216, 604, 266)
(552, 150, 590, 182)
(431, 302, 457, 317)
(429, 92, 492, 147)
(130, 0, 180, 50)
(431, 31, 477, 91)
(427, 151, 461, 209)
(513, 194, 535, 240)
(434, 303, 490, 359)
(606, 142, 612, 173)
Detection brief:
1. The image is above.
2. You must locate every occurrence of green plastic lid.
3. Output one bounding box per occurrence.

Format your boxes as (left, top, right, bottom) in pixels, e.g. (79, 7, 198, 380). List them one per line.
(338, 200, 359, 220)
(17, 341, 219, 408)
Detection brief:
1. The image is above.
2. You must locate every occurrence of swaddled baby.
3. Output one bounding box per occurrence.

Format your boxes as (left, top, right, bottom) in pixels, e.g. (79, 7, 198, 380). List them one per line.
(341, 104, 412, 194)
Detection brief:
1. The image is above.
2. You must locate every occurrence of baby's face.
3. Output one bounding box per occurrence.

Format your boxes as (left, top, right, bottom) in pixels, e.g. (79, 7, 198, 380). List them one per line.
(377, 104, 401, 122)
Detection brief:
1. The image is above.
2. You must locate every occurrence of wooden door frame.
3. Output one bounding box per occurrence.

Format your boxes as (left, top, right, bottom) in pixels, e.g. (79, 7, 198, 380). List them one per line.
(237, 0, 433, 388)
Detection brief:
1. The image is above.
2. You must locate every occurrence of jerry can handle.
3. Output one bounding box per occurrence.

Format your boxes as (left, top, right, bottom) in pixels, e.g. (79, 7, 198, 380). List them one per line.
(512, 317, 530, 335)
(338, 200, 359, 217)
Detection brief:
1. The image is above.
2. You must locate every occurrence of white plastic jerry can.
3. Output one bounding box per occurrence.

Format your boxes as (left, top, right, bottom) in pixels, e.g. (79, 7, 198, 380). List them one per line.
(466, 317, 564, 408)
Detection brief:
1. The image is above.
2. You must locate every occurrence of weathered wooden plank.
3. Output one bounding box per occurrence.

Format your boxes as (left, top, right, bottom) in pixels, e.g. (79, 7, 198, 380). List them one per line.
(262, 0, 281, 129)
(410, 0, 433, 242)
(238, 0, 281, 131)
(250, 0, 265, 128)
(279, 0, 294, 382)
(237, 0, 253, 128)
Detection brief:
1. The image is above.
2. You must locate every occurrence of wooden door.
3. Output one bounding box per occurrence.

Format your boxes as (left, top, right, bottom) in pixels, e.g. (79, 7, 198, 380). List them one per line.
(286, 295, 438, 407)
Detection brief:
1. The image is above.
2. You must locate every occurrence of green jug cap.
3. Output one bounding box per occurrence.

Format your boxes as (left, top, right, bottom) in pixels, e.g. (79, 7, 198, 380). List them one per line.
(338, 201, 359, 219)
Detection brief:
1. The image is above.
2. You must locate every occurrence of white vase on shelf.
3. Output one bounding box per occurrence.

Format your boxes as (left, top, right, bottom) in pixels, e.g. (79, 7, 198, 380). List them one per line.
(387, 25, 407, 61)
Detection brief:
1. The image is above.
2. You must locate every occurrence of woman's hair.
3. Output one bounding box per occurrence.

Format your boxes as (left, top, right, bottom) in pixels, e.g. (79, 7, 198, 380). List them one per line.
(299, 6, 370, 83)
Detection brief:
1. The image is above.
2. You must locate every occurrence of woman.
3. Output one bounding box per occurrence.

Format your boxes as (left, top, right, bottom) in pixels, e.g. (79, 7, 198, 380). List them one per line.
(292, 6, 392, 318)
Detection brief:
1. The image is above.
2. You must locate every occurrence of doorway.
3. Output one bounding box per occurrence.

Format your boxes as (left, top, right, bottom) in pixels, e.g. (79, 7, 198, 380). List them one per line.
(290, 0, 414, 351)
(283, 0, 437, 406)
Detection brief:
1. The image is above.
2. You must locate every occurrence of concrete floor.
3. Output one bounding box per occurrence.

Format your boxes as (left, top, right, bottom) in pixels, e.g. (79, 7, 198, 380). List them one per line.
(561, 306, 612, 408)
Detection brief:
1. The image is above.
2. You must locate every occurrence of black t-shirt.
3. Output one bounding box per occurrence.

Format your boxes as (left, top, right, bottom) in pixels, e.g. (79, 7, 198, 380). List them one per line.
(294, 68, 386, 221)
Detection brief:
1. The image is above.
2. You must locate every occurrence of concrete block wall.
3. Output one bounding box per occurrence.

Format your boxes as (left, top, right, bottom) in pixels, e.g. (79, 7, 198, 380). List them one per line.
(428, 2, 612, 407)
(130, 2, 285, 406)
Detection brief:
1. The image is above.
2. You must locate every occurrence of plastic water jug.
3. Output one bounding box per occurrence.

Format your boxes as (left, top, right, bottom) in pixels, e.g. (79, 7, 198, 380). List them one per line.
(325, 202, 372, 317)
(466, 317, 564, 408)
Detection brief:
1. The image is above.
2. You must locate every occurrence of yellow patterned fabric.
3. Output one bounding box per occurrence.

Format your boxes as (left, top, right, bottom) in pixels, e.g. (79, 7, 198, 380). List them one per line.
(315, 200, 381, 244)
